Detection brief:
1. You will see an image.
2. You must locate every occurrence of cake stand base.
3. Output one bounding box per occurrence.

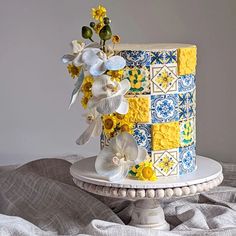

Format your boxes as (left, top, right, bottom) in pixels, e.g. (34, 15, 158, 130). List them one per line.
(129, 199, 170, 230)
(70, 156, 223, 230)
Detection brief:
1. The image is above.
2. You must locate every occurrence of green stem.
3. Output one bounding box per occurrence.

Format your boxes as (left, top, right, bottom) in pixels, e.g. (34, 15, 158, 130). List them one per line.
(89, 38, 94, 42)
(102, 40, 106, 52)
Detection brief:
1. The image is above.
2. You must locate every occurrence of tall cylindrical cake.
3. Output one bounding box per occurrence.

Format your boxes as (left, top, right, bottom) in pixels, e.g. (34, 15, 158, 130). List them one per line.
(101, 44, 197, 177)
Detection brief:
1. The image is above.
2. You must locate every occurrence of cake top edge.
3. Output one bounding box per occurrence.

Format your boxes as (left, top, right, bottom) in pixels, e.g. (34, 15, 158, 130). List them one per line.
(113, 43, 196, 51)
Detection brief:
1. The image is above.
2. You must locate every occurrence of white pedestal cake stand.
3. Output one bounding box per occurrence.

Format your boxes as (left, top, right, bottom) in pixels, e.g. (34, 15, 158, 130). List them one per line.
(70, 156, 223, 230)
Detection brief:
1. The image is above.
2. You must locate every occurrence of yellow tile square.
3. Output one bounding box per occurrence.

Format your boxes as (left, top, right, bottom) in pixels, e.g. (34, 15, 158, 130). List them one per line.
(152, 122, 180, 151)
(127, 97, 150, 123)
(177, 47, 197, 76)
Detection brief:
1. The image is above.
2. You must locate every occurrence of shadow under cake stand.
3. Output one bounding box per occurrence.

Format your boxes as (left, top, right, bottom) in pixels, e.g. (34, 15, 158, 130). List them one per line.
(70, 156, 223, 230)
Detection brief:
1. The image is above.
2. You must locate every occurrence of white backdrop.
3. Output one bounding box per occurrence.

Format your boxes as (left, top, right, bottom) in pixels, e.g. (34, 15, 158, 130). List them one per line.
(0, 0, 236, 165)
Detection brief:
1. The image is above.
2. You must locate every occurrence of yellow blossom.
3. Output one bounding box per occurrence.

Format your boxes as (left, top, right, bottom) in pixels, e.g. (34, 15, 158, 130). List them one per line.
(112, 35, 120, 44)
(136, 161, 157, 181)
(92, 5, 107, 22)
(81, 95, 91, 109)
(107, 70, 124, 81)
(67, 64, 81, 79)
(119, 120, 134, 134)
(94, 22, 104, 34)
(81, 75, 94, 95)
(102, 114, 117, 137)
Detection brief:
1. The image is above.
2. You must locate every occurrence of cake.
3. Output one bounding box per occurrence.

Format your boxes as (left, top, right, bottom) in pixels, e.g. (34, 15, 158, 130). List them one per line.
(100, 44, 197, 178)
(62, 5, 197, 182)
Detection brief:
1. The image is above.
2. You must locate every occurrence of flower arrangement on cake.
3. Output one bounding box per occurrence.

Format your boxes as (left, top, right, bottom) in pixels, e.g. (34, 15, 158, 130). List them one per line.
(62, 5, 157, 182)
(62, 5, 198, 183)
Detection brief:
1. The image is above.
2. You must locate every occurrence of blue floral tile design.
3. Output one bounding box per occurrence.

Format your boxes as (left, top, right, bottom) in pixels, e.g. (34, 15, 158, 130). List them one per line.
(165, 50, 177, 64)
(151, 50, 177, 65)
(179, 145, 196, 175)
(178, 92, 195, 120)
(151, 51, 165, 64)
(151, 94, 179, 123)
(133, 124, 151, 154)
(120, 50, 151, 67)
(178, 74, 196, 92)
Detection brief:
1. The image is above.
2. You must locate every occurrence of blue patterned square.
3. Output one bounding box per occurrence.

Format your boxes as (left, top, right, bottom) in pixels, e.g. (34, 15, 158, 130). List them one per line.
(151, 50, 177, 65)
(178, 92, 195, 120)
(120, 50, 151, 67)
(151, 94, 179, 123)
(133, 124, 151, 154)
(178, 74, 196, 92)
(151, 51, 165, 64)
(179, 145, 196, 175)
(165, 50, 177, 64)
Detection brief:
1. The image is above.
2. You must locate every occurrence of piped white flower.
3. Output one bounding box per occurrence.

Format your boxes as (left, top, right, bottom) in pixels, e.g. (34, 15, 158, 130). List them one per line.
(88, 74, 130, 114)
(95, 132, 147, 182)
(76, 108, 102, 145)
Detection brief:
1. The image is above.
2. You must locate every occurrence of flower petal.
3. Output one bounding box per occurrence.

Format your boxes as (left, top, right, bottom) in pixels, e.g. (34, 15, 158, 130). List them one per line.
(69, 69, 84, 108)
(95, 146, 121, 178)
(85, 42, 101, 49)
(76, 119, 97, 145)
(73, 54, 83, 67)
(89, 61, 106, 76)
(105, 55, 126, 70)
(82, 49, 101, 66)
(96, 95, 122, 114)
(108, 164, 129, 182)
(61, 54, 75, 64)
(71, 40, 84, 53)
(115, 98, 128, 114)
(114, 132, 138, 161)
(136, 147, 148, 164)
(91, 75, 111, 97)
(118, 79, 131, 96)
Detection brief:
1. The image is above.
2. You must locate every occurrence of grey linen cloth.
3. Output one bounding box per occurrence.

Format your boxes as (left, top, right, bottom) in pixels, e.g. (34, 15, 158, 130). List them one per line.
(0, 156, 236, 236)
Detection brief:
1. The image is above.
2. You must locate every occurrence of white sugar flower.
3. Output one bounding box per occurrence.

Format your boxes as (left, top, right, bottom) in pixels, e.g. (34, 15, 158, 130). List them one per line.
(76, 108, 102, 145)
(88, 74, 130, 114)
(62, 41, 126, 77)
(62, 41, 101, 68)
(88, 51, 126, 76)
(95, 132, 147, 182)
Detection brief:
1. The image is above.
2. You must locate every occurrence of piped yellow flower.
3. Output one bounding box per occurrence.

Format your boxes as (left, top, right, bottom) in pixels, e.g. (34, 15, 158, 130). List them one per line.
(92, 5, 107, 22)
(136, 161, 157, 181)
(67, 64, 81, 79)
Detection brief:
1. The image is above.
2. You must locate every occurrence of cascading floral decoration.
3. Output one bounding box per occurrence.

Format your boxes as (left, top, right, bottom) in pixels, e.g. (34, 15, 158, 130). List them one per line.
(62, 5, 157, 182)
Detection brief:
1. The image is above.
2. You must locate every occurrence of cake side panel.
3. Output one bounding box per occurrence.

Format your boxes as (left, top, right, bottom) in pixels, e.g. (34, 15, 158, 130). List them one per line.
(100, 46, 197, 177)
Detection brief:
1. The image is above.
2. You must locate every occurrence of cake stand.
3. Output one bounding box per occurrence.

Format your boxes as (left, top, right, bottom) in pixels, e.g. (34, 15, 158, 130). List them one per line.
(70, 156, 223, 230)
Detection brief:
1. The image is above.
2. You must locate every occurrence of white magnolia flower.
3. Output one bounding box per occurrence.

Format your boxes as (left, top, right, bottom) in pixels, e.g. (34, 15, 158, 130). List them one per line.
(88, 74, 130, 114)
(76, 108, 102, 145)
(95, 132, 147, 182)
